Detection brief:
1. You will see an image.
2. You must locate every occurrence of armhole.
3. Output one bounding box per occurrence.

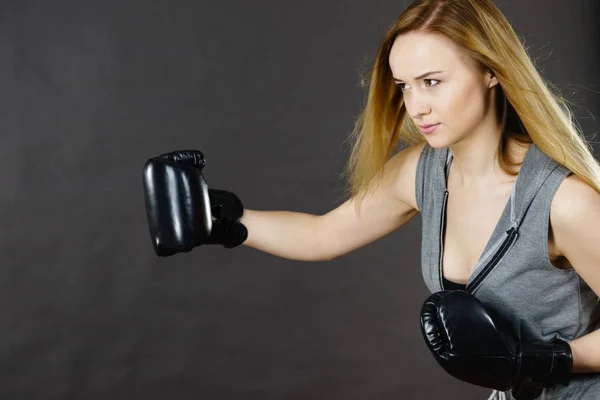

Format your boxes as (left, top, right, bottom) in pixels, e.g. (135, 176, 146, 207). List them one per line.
(541, 166, 574, 270)
(415, 144, 430, 213)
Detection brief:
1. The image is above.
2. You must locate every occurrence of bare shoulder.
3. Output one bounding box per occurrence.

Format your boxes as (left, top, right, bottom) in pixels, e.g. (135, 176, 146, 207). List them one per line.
(550, 173, 600, 256)
(385, 141, 427, 212)
(552, 174, 598, 219)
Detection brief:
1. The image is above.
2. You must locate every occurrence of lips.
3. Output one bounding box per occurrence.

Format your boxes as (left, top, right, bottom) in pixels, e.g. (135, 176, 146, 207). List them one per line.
(418, 123, 440, 135)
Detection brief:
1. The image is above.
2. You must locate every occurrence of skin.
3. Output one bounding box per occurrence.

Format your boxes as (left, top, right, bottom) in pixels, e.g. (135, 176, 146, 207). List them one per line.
(388, 31, 516, 189)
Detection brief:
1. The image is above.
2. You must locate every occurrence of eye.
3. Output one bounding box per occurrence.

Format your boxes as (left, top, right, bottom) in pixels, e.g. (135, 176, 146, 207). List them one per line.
(395, 82, 408, 92)
(395, 79, 440, 92)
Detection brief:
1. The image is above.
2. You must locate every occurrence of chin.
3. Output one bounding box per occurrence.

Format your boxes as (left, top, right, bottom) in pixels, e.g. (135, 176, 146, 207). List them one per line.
(423, 136, 452, 149)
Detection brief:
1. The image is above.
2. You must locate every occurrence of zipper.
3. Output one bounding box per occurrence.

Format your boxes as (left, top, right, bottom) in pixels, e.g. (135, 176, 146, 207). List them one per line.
(438, 187, 520, 293)
(439, 190, 449, 290)
(466, 226, 519, 293)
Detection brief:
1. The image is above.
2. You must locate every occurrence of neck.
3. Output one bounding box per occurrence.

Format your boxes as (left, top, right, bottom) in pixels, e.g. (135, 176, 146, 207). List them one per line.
(448, 122, 511, 190)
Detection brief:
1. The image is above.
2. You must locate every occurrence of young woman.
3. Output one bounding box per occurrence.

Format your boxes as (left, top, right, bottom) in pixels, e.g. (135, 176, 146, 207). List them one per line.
(143, 0, 600, 398)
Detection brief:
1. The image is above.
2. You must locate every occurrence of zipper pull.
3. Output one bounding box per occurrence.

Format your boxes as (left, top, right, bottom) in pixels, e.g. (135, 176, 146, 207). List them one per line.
(505, 220, 519, 235)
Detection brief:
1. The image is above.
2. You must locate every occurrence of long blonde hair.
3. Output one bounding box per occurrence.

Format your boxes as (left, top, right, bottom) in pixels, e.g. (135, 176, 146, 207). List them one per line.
(344, 0, 600, 204)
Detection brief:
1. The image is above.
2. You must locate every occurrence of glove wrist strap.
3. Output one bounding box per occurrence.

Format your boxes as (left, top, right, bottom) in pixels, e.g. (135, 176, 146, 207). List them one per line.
(517, 339, 573, 388)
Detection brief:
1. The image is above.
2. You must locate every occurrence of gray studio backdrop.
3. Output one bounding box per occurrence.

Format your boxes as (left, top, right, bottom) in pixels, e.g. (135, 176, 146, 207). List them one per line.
(1, 0, 598, 399)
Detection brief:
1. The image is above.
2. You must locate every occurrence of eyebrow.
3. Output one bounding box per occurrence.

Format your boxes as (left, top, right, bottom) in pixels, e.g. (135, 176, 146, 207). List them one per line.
(393, 70, 444, 82)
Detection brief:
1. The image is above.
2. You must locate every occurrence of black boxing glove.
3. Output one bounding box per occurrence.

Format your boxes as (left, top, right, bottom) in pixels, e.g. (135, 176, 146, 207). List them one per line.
(420, 290, 573, 400)
(143, 150, 247, 256)
(205, 188, 248, 249)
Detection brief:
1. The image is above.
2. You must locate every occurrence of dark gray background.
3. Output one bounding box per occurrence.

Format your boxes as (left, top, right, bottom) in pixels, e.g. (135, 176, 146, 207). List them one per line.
(1, 0, 598, 399)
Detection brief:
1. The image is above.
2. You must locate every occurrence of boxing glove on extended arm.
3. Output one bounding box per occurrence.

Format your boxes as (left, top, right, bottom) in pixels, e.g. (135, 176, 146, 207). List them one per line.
(142, 150, 247, 257)
(420, 290, 573, 400)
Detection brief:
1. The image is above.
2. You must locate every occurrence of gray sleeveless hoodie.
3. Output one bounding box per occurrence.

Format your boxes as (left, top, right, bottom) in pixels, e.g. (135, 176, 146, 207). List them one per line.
(415, 143, 600, 399)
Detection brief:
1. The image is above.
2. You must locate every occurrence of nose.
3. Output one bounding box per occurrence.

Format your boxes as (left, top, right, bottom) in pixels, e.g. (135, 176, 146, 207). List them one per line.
(405, 92, 431, 119)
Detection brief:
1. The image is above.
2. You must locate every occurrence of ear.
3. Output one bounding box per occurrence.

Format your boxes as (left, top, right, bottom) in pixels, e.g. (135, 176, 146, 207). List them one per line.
(486, 70, 499, 88)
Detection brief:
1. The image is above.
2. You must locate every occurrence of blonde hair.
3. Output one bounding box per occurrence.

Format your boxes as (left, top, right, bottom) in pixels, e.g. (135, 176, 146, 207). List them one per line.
(343, 0, 600, 204)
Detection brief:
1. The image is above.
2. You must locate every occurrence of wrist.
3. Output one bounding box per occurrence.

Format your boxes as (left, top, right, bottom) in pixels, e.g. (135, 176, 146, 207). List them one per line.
(518, 339, 573, 388)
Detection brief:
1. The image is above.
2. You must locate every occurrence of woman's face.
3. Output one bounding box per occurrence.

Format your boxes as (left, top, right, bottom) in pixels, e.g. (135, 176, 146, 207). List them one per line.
(388, 31, 498, 148)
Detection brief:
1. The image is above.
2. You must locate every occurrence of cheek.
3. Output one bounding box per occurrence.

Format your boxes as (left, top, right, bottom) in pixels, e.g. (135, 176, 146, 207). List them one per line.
(436, 84, 487, 129)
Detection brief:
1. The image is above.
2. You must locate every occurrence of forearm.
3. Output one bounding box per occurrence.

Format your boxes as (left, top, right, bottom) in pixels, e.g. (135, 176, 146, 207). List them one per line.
(569, 329, 600, 373)
(240, 209, 328, 262)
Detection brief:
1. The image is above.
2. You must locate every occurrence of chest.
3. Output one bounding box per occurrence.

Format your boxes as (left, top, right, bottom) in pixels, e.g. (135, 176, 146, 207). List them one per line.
(442, 185, 570, 283)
